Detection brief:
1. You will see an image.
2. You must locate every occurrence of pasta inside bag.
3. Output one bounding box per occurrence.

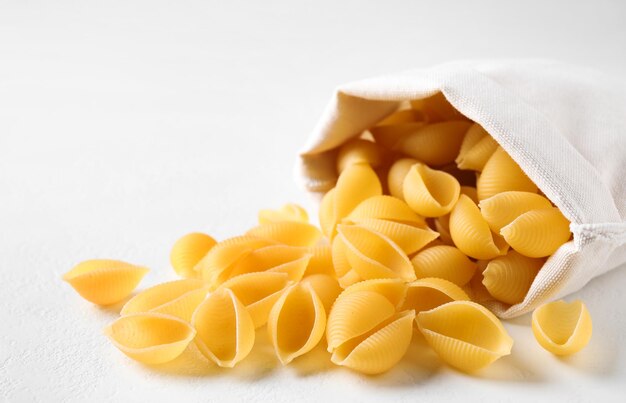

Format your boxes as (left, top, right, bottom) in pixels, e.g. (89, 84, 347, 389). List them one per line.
(296, 60, 626, 318)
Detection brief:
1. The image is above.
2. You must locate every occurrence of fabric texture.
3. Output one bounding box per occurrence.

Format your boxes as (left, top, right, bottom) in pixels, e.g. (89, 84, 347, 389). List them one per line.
(296, 60, 626, 318)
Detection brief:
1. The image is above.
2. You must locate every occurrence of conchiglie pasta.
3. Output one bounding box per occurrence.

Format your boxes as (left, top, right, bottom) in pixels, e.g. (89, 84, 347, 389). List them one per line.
(400, 277, 470, 313)
(395, 121, 472, 166)
(121, 278, 205, 315)
(455, 124, 499, 171)
(370, 122, 425, 149)
(170, 232, 217, 278)
(449, 195, 509, 260)
(479, 191, 553, 233)
(532, 300, 592, 355)
(349, 218, 438, 255)
(482, 251, 544, 305)
(336, 139, 384, 173)
(347, 195, 425, 226)
(151, 288, 211, 322)
(403, 163, 460, 217)
(192, 288, 255, 368)
(411, 245, 477, 287)
(477, 147, 538, 201)
(331, 234, 357, 288)
(302, 244, 335, 277)
(104, 312, 196, 365)
(268, 283, 326, 364)
(376, 108, 426, 126)
(300, 274, 342, 313)
(416, 301, 514, 372)
(63, 259, 149, 306)
(246, 221, 322, 248)
(319, 188, 338, 238)
(339, 278, 408, 309)
(500, 207, 571, 258)
(387, 158, 420, 200)
(228, 244, 311, 282)
(410, 92, 467, 122)
(460, 186, 479, 204)
(432, 215, 454, 245)
(258, 203, 309, 224)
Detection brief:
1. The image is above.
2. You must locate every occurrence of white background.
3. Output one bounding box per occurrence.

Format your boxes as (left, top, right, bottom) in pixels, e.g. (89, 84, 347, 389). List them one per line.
(1, 0, 625, 401)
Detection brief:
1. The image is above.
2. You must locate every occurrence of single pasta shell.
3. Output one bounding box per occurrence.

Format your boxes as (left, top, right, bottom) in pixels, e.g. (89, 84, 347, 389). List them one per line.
(170, 232, 217, 278)
(334, 163, 383, 223)
(450, 195, 509, 260)
(347, 195, 425, 226)
(219, 271, 292, 328)
(326, 290, 396, 352)
(416, 301, 514, 372)
(350, 218, 439, 255)
(411, 245, 477, 287)
(500, 208, 571, 258)
(246, 221, 322, 248)
(482, 251, 544, 305)
(104, 312, 196, 365)
(477, 147, 538, 201)
(268, 283, 327, 364)
(192, 288, 255, 368)
(63, 259, 149, 306)
(376, 108, 427, 127)
(151, 288, 211, 322)
(331, 310, 415, 374)
(336, 139, 384, 173)
(258, 203, 309, 225)
(319, 188, 338, 239)
(370, 122, 425, 149)
(337, 224, 415, 283)
(121, 278, 205, 315)
(302, 244, 335, 277)
(460, 186, 479, 204)
(387, 158, 420, 200)
(479, 191, 553, 233)
(395, 121, 472, 166)
(228, 244, 311, 281)
(455, 124, 499, 171)
(410, 92, 467, 122)
(401, 277, 470, 313)
(338, 278, 408, 309)
(532, 300, 592, 355)
(301, 274, 342, 313)
(403, 163, 461, 217)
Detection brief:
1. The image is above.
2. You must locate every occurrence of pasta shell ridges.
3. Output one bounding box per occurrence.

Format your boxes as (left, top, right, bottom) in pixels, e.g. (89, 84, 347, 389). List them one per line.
(479, 191, 553, 233)
(477, 147, 538, 201)
(482, 251, 543, 305)
(411, 245, 477, 287)
(170, 232, 217, 278)
(347, 195, 425, 226)
(500, 208, 571, 258)
(246, 221, 322, 248)
(403, 164, 461, 217)
(339, 278, 408, 309)
(532, 300, 592, 355)
(348, 218, 439, 255)
(395, 121, 472, 166)
(258, 203, 309, 224)
(401, 277, 470, 313)
(121, 278, 205, 316)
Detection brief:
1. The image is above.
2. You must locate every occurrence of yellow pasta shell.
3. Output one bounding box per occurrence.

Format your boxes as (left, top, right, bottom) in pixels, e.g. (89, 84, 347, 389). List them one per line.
(104, 312, 196, 365)
(228, 244, 311, 282)
(121, 278, 205, 315)
(479, 191, 553, 233)
(500, 207, 571, 258)
(319, 187, 338, 238)
(326, 290, 396, 352)
(337, 224, 415, 283)
(63, 259, 149, 306)
(246, 221, 322, 248)
(376, 108, 427, 126)
(395, 121, 472, 166)
(268, 283, 327, 364)
(302, 244, 335, 277)
(532, 300, 592, 355)
(336, 139, 384, 173)
(170, 232, 217, 278)
(349, 218, 439, 255)
(151, 288, 211, 322)
(416, 301, 514, 372)
(465, 263, 494, 303)
(339, 278, 408, 309)
(482, 251, 544, 305)
(334, 163, 383, 222)
(370, 122, 425, 149)
(331, 310, 415, 374)
(411, 245, 477, 287)
(347, 195, 425, 226)
(455, 124, 499, 171)
(477, 147, 538, 201)
(258, 203, 309, 225)
(192, 288, 255, 368)
(387, 158, 420, 200)
(410, 92, 467, 122)
(401, 277, 470, 313)
(460, 186, 479, 204)
(220, 271, 291, 328)
(432, 214, 454, 246)
(449, 195, 509, 260)
(331, 234, 353, 286)
(301, 274, 342, 313)
(403, 163, 460, 217)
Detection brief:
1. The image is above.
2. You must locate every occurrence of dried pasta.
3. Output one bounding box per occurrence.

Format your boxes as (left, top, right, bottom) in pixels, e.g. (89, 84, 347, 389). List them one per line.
(258, 203, 309, 224)
(482, 251, 544, 305)
(411, 245, 477, 287)
(477, 147, 538, 201)
(410, 92, 467, 122)
(395, 121, 472, 166)
(403, 163, 461, 217)
(246, 221, 322, 248)
(348, 218, 438, 255)
(376, 108, 426, 126)
(347, 195, 425, 226)
(336, 138, 384, 173)
(387, 158, 419, 200)
(300, 274, 342, 312)
(501, 207, 571, 258)
(455, 124, 499, 171)
(170, 232, 217, 278)
(228, 244, 311, 282)
(121, 278, 205, 315)
(479, 191, 553, 233)
(339, 278, 408, 309)
(151, 288, 211, 322)
(400, 277, 470, 313)
(532, 300, 592, 355)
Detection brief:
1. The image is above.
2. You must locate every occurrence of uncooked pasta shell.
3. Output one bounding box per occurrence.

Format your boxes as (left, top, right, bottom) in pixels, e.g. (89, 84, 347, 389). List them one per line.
(268, 283, 327, 364)
(500, 207, 571, 258)
(532, 300, 592, 355)
(482, 251, 544, 305)
(334, 163, 383, 223)
(246, 221, 322, 248)
(220, 271, 292, 328)
(336, 139, 384, 173)
(449, 195, 509, 260)
(410, 92, 467, 122)
(337, 224, 415, 283)
(258, 203, 309, 224)
(347, 195, 425, 226)
(338, 278, 408, 309)
(403, 163, 460, 217)
(401, 277, 470, 314)
(170, 232, 217, 278)
(121, 278, 205, 315)
(477, 147, 538, 201)
(370, 122, 425, 149)
(433, 215, 454, 245)
(331, 310, 415, 374)
(460, 186, 479, 203)
(302, 244, 335, 277)
(479, 191, 553, 233)
(387, 158, 420, 200)
(192, 288, 255, 368)
(395, 121, 472, 166)
(63, 259, 149, 306)
(301, 274, 342, 313)
(319, 187, 338, 238)
(411, 245, 477, 287)
(228, 244, 311, 282)
(455, 124, 499, 171)
(151, 288, 211, 322)
(104, 312, 196, 365)
(348, 218, 438, 255)
(326, 290, 396, 352)
(416, 301, 514, 372)
(376, 108, 427, 126)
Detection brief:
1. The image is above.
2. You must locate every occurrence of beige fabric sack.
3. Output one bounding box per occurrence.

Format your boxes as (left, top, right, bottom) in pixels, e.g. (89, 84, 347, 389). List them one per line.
(296, 60, 626, 318)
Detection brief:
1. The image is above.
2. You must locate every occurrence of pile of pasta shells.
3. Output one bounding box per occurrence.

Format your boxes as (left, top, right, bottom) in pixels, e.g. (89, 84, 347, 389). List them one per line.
(64, 93, 592, 375)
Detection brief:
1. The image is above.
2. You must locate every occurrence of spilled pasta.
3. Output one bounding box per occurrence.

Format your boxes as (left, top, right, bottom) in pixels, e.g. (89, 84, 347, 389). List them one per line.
(64, 93, 592, 376)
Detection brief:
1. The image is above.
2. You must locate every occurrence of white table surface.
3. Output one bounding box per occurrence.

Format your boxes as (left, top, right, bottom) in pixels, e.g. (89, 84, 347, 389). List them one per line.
(1, 1, 625, 401)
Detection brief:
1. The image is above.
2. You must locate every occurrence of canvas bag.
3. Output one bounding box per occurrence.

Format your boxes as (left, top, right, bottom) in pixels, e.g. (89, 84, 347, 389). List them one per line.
(296, 60, 626, 318)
